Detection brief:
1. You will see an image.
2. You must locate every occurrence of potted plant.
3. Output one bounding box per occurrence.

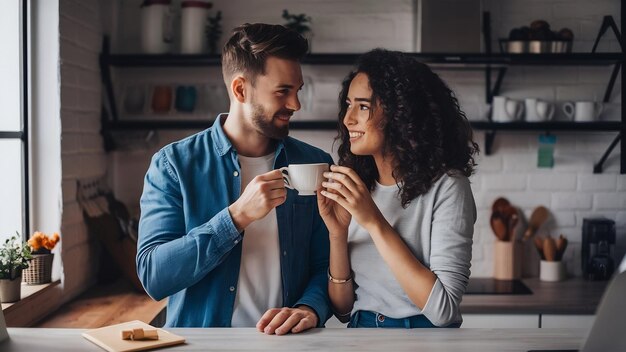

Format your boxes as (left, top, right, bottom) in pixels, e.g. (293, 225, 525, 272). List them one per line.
(282, 9, 312, 51)
(0, 234, 32, 302)
(205, 10, 222, 55)
(23, 231, 60, 285)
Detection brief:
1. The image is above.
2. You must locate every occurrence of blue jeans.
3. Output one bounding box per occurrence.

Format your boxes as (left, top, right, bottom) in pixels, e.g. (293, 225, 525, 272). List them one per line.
(347, 310, 462, 328)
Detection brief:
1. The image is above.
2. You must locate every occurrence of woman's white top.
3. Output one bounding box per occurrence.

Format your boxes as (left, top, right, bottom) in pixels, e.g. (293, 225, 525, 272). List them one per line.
(348, 174, 476, 326)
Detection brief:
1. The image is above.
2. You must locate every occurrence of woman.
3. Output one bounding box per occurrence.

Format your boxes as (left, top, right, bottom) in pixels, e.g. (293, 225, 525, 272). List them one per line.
(317, 49, 478, 328)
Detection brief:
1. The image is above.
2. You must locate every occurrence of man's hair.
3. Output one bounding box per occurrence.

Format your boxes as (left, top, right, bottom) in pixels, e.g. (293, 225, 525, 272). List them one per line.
(221, 23, 308, 86)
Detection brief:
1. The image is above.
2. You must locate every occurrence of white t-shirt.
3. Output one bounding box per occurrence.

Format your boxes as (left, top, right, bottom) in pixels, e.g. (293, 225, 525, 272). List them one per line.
(231, 153, 283, 327)
(349, 174, 475, 326)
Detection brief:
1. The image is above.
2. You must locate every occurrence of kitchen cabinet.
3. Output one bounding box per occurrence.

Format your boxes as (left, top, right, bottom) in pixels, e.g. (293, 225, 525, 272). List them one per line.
(461, 314, 540, 328)
(460, 314, 596, 329)
(541, 314, 595, 329)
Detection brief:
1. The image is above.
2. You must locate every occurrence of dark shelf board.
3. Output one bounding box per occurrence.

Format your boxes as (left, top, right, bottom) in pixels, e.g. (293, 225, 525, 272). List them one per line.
(102, 52, 623, 68)
(470, 121, 623, 131)
(102, 119, 622, 132)
(103, 119, 338, 130)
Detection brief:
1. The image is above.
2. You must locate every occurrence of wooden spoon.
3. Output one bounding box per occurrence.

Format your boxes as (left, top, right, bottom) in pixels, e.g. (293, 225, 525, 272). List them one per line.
(523, 206, 549, 241)
(555, 234, 568, 261)
(543, 237, 557, 262)
(490, 213, 508, 242)
(507, 212, 519, 242)
(492, 197, 511, 214)
(534, 236, 545, 260)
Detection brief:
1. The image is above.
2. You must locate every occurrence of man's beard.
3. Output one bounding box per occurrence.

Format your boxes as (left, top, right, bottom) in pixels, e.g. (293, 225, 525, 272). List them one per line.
(250, 97, 291, 140)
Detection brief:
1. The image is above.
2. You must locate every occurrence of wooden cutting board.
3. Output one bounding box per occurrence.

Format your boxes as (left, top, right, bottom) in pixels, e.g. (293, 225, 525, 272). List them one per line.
(82, 320, 185, 352)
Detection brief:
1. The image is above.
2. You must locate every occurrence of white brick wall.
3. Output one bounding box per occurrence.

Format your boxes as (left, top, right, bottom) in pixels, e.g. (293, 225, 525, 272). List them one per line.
(105, 0, 623, 279)
(59, 0, 105, 300)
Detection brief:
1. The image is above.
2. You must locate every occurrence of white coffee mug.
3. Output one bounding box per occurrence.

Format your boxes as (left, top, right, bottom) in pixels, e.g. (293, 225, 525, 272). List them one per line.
(535, 100, 555, 121)
(493, 96, 524, 122)
(280, 163, 329, 196)
(562, 101, 604, 122)
(524, 98, 539, 122)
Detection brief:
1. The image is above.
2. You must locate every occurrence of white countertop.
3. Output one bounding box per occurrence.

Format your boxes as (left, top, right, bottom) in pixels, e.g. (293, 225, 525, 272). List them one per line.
(3, 327, 585, 351)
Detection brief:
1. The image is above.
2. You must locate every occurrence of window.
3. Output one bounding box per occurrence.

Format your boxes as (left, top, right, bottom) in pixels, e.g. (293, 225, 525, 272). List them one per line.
(0, 0, 29, 243)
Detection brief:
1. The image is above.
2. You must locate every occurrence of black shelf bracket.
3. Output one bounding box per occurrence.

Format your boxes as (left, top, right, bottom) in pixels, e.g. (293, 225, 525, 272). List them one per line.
(594, 133, 622, 173)
(592, 15, 622, 53)
(100, 37, 118, 122)
(603, 63, 621, 103)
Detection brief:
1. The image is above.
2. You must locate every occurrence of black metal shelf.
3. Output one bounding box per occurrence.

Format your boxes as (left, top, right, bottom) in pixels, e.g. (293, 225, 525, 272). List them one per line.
(103, 52, 623, 68)
(471, 121, 623, 131)
(103, 119, 338, 130)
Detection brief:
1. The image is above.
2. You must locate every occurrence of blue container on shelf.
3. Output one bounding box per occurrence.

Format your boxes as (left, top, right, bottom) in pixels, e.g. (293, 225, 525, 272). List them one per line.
(175, 85, 197, 113)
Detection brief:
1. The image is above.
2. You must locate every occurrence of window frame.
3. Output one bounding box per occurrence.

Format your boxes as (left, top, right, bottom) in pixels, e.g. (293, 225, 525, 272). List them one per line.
(0, 0, 30, 240)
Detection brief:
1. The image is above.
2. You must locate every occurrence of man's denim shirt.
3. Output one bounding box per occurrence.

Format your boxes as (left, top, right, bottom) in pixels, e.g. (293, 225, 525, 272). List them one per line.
(137, 115, 333, 327)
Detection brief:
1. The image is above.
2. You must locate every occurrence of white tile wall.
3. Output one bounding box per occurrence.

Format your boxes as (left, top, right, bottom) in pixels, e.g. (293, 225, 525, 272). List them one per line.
(100, 0, 624, 280)
(59, 0, 105, 299)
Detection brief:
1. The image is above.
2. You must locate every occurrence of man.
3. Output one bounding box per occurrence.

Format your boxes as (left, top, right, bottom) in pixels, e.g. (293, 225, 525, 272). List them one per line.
(137, 23, 332, 334)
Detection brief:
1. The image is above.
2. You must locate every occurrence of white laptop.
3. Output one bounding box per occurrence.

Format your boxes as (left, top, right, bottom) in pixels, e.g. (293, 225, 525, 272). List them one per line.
(531, 254, 626, 352)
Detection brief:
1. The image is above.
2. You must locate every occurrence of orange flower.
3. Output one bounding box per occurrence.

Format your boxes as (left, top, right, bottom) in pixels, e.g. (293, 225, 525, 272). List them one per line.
(28, 231, 61, 252)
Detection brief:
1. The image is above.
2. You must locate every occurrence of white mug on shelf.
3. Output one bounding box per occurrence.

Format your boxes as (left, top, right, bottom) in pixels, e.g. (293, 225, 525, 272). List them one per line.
(535, 100, 555, 121)
(492, 96, 524, 122)
(562, 101, 604, 122)
(525, 98, 555, 122)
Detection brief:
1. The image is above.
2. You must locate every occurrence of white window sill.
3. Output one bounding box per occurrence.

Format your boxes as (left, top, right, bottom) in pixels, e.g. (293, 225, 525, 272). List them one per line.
(1, 280, 61, 326)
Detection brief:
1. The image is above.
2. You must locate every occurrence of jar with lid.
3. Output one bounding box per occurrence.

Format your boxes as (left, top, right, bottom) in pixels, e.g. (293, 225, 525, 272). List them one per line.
(140, 0, 173, 54)
(180, 1, 212, 54)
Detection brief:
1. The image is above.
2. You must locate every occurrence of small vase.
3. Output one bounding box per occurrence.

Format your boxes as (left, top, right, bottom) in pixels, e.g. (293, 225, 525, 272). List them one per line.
(0, 275, 22, 303)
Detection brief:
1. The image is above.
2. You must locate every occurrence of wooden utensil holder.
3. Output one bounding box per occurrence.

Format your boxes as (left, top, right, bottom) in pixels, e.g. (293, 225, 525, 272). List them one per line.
(494, 240, 523, 280)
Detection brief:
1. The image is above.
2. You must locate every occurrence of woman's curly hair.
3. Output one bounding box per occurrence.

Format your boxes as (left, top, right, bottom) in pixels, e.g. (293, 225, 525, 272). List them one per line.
(337, 49, 479, 208)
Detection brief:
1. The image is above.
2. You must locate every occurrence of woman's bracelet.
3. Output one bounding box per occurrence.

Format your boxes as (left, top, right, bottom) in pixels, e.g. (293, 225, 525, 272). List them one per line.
(327, 268, 353, 284)
(333, 309, 352, 318)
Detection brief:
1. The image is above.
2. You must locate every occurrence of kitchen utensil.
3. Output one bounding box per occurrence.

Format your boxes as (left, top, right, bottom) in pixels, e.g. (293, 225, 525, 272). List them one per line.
(492, 197, 511, 213)
(494, 240, 523, 280)
(151, 85, 173, 113)
(490, 213, 508, 242)
(535, 100, 555, 121)
(492, 96, 524, 122)
(523, 206, 549, 241)
(534, 236, 545, 260)
(555, 234, 568, 261)
(582, 218, 616, 280)
(180, 1, 212, 54)
(123, 85, 146, 114)
(543, 237, 556, 262)
(540, 260, 565, 282)
(507, 212, 519, 242)
(140, 0, 173, 54)
(175, 85, 197, 112)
